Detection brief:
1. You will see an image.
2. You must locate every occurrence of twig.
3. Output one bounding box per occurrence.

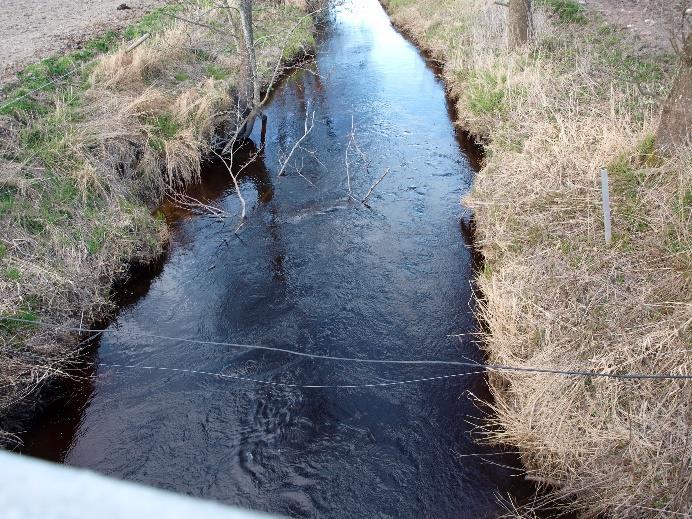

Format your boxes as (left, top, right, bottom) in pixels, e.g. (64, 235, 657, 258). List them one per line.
(361, 168, 392, 204)
(167, 192, 227, 220)
(524, 474, 564, 488)
(210, 147, 246, 225)
(345, 119, 353, 195)
(277, 105, 315, 177)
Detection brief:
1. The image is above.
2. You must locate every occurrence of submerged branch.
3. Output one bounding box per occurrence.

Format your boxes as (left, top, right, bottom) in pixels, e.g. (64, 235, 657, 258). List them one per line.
(361, 168, 392, 204)
(277, 106, 316, 177)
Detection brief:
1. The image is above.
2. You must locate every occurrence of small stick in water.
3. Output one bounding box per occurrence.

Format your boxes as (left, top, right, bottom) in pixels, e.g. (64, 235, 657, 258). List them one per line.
(277, 106, 315, 177)
(361, 168, 392, 205)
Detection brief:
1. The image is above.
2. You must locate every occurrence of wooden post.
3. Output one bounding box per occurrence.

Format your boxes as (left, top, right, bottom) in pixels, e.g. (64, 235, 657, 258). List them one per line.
(260, 113, 268, 147)
(125, 33, 150, 53)
(600, 168, 612, 245)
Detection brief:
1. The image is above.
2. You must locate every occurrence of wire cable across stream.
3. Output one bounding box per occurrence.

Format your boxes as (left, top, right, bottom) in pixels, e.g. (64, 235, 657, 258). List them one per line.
(2, 317, 690, 381)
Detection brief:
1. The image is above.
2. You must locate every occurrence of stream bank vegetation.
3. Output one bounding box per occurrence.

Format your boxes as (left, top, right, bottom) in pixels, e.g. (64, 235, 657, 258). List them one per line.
(0, 0, 319, 442)
(383, 0, 690, 517)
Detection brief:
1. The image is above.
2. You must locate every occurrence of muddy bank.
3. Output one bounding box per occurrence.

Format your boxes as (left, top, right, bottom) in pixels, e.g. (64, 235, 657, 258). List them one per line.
(382, 0, 691, 517)
(0, 1, 318, 443)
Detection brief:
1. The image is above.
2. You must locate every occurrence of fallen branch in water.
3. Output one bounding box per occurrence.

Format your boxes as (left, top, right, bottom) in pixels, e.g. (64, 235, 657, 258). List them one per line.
(345, 115, 354, 195)
(277, 104, 315, 177)
(167, 192, 228, 221)
(209, 145, 264, 232)
(361, 168, 392, 204)
(344, 114, 375, 201)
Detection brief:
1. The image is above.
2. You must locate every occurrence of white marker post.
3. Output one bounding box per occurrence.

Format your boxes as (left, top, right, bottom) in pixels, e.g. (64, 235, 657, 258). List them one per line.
(600, 168, 612, 245)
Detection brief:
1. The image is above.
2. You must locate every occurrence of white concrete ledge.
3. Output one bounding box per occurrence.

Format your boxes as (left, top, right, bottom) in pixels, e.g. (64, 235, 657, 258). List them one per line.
(0, 451, 278, 519)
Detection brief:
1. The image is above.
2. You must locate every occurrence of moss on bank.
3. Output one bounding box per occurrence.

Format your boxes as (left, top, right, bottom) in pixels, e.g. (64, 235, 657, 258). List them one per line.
(0, 1, 317, 440)
(382, 0, 690, 517)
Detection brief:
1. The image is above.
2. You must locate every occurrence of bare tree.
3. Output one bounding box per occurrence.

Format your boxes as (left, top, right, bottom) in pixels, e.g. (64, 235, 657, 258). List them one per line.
(217, 1, 325, 154)
(168, 0, 329, 225)
(508, 0, 532, 48)
(656, 27, 691, 151)
(222, 0, 261, 139)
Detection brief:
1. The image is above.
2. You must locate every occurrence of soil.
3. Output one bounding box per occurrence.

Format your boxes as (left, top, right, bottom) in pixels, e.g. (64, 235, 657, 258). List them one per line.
(583, 0, 690, 53)
(0, 0, 166, 83)
(1, 0, 685, 85)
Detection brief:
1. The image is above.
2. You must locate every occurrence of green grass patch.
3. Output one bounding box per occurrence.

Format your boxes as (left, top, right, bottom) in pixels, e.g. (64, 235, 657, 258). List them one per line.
(464, 70, 507, 116)
(147, 112, 181, 152)
(86, 226, 108, 254)
(677, 188, 692, 219)
(0, 47, 95, 117)
(174, 71, 190, 82)
(204, 64, 229, 81)
(619, 199, 649, 233)
(84, 30, 120, 54)
(49, 176, 79, 205)
(123, 4, 182, 41)
(4, 267, 21, 281)
(0, 309, 38, 333)
(608, 153, 645, 198)
(666, 227, 689, 254)
(19, 108, 83, 173)
(425, 21, 444, 39)
(37, 177, 80, 227)
(151, 113, 181, 139)
(278, 16, 314, 60)
(637, 134, 664, 167)
(0, 189, 15, 217)
(537, 0, 586, 24)
(387, 0, 416, 7)
(19, 215, 46, 235)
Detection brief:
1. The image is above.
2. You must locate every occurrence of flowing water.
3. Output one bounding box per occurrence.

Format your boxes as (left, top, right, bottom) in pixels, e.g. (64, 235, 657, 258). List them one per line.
(21, 1, 532, 516)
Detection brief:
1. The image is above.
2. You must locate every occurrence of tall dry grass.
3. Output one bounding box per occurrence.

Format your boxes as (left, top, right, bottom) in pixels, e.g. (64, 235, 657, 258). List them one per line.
(383, 0, 691, 517)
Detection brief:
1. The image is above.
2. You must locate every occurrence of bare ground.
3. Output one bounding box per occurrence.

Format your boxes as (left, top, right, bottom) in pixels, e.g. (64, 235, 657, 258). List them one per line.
(0, 0, 166, 82)
(584, 0, 689, 52)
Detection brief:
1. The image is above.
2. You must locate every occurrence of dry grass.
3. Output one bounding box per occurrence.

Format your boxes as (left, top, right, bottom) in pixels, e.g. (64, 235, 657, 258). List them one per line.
(0, 1, 316, 436)
(383, 0, 691, 517)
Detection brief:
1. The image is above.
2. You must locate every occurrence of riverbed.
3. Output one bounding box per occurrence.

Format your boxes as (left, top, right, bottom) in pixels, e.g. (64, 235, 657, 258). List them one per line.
(21, 0, 530, 516)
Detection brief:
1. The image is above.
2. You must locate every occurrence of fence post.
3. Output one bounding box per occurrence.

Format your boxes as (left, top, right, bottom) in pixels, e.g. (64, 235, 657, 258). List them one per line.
(600, 168, 612, 245)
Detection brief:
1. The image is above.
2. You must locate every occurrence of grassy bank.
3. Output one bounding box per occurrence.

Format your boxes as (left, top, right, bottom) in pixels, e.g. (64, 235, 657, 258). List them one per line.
(0, 1, 316, 441)
(382, 0, 690, 516)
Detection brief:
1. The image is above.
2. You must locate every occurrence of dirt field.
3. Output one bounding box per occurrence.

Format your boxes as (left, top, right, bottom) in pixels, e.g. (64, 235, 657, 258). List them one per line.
(0, 0, 166, 82)
(579, 0, 687, 52)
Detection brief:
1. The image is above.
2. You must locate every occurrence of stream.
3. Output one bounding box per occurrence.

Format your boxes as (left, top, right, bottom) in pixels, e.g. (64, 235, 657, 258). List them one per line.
(20, 0, 532, 516)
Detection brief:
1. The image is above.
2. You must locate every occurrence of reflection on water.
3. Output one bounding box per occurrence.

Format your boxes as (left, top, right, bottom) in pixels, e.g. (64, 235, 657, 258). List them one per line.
(20, 0, 531, 516)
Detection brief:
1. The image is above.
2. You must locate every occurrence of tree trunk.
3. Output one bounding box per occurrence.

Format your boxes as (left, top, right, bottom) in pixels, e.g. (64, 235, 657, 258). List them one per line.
(223, 0, 259, 140)
(508, 0, 532, 48)
(656, 33, 692, 151)
(238, 0, 260, 108)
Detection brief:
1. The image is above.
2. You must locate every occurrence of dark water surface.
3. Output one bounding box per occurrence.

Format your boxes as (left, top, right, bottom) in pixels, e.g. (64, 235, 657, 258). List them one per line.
(21, 0, 530, 516)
